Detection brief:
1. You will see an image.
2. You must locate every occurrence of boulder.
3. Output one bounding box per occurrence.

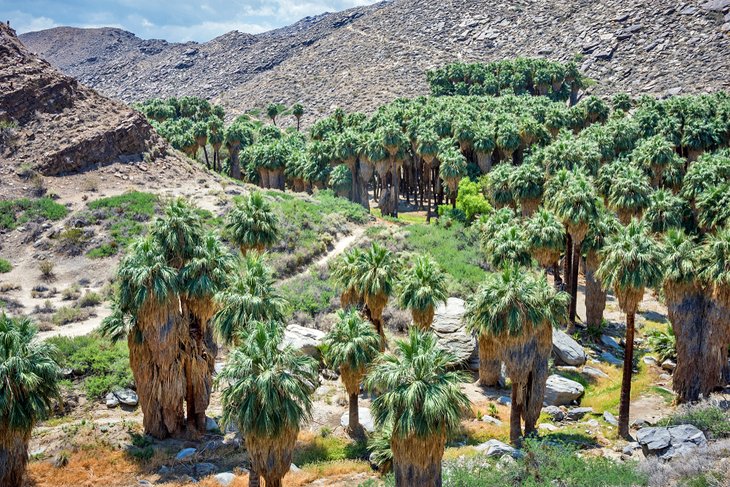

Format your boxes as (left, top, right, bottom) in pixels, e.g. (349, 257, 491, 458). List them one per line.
(497, 396, 511, 405)
(340, 407, 375, 433)
(603, 411, 619, 426)
(623, 442, 641, 456)
(552, 329, 587, 366)
(661, 360, 676, 372)
(105, 392, 119, 408)
(193, 463, 217, 476)
(637, 425, 707, 460)
(582, 366, 609, 380)
(176, 447, 197, 461)
(600, 334, 622, 350)
(544, 375, 584, 406)
(599, 351, 623, 366)
(475, 439, 518, 458)
(567, 407, 593, 421)
(480, 415, 503, 425)
(543, 405, 565, 422)
(214, 472, 236, 486)
(431, 298, 479, 370)
(114, 388, 138, 407)
(206, 417, 219, 431)
(282, 324, 326, 358)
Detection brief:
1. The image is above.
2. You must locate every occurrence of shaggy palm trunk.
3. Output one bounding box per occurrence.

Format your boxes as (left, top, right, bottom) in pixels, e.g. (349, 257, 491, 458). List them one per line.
(478, 335, 502, 386)
(247, 429, 297, 487)
(341, 367, 364, 437)
(509, 384, 524, 446)
(666, 284, 708, 403)
(392, 434, 446, 487)
(476, 152, 492, 173)
(585, 252, 606, 332)
(524, 326, 552, 436)
(0, 427, 30, 487)
(568, 239, 581, 330)
(230, 144, 241, 180)
(248, 470, 260, 487)
(705, 291, 730, 394)
(364, 301, 386, 351)
(202, 146, 210, 168)
(618, 310, 636, 439)
(182, 299, 217, 435)
(411, 306, 434, 330)
(564, 235, 573, 294)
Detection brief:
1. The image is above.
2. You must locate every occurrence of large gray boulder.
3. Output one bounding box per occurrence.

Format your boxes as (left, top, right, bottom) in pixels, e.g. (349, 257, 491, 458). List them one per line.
(340, 407, 375, 433)
(431, 298, 479, 370)
(282, 324, 326, 358)
(544, 375, 585, 406)
(552, 329, 587, 366)
(637, 425, 707, 460)
(474, 439, 518, 458)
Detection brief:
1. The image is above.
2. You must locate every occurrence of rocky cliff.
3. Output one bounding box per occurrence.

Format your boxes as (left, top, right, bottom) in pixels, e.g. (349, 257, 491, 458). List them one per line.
(19, 0, 730, 124)
(0, 22, 184, 179)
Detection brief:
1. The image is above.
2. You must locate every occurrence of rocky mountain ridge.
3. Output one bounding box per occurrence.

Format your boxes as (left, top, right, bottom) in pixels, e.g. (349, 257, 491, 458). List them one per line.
(16, 0, 730, 124)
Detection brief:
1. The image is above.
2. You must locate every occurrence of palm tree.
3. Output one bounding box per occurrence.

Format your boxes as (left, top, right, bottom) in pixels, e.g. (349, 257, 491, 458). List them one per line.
(597, 219, 663, 438)
(701, 228, 730, 394)
(661, 229, 708, 403)
(332, 247, 364, 308)
(438, 146, 468, 208)
(292, 103, 304, 131)
(582, 209, 617, 332)
(397, 255, 448, 329)
(219, 321, 318, 487)
(225, 123, 253, 180)
(213, 254, 286, 346)
(0, 315, 60, 487)
(365, 329, 470, 487)
(644, 189, 688, 234)
(608, 164, 651, 225)
(466, 265, 568, 445)
(192, 121, 210, 168)
(525, 208, 565, 275)
(323, 309, 380, 437)
(509, 162, 544, 217)
(484, 224, 533, 270)
(266, 103, 280, 126)
(548, 170, 599, 327)
(354, 243, 399, 349)
(225, 192, 279, 255)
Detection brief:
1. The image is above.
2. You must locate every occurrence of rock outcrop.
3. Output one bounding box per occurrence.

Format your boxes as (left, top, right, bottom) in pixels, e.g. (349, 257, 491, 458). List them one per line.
(636, 424, 708, 460)
(0, 22, 180, 180)
(430, 297, 479, 370)
(544, 374, 585, 406)
(552, 329, 587, 366)
(19, 0, 730, 125)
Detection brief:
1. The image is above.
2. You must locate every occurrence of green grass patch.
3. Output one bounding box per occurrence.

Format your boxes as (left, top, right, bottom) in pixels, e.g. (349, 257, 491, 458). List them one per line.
(0, 258, 11, 273)
(664, 405, 730, 438)
(0, 197, 68, 230)
(84, 192, 158, 257)
(87, 191, 157, 217)
(47, 334, 133, 400)
(280, 269, 338, 317)
(401, 222, 486, 298)
(87, 242, 119, 259)
(293, 434, 368, 466)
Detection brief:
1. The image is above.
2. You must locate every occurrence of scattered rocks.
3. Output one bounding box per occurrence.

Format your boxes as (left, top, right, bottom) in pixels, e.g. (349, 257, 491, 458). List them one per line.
(481, 415, 503, 425)
(637, 425, 707, 460)
(567, 407, 593, 421)
(193, 463, 217, 476)
(603, 411, 619, 426)
(600, 335, 621, 350)
(701, 0, 730, 12)
(631, 418, 652, 429)
(497, 396, 511, 405)
(543, 405, 565, 422)
(623, 442, 641, 455)
(113, 388, 139, 407)
(582, 366, 609, 380)
(340, 407, 375, 433)
(176, 447, 197, 461)
(643, 356, 658, 366)
(661, 360, 677, 372)
(105, 392, 120, 408)
(599, 351, 623, 366)
(431, 298, 479, 370)
(552, 329, 587, 366)
(544, 375, 585, 406)
(282, 324, 326, 358)
(475, 439, 519, 458)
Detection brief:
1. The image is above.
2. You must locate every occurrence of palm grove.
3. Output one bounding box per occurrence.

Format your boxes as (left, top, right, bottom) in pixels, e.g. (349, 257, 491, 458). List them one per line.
(2, 57, 730, 486)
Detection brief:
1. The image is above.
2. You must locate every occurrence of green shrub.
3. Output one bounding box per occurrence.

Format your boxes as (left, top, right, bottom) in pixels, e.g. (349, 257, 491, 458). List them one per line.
(87, 191, 157, 217)
(78, 291, 102, 308)
(645, 325, 676, 362)
(0, 197, 68, 230)
(47, 334, 133, 400)
(51, 306, 87, 326)
(667, 405, 730, 438)
(39, 260, 55, 279)
(455, 177, 492, 222)
(280, 271, 338, 316)
(293, 436, 368, 466)
(0, 258, 11, 273)
(87, 242, 119, 259)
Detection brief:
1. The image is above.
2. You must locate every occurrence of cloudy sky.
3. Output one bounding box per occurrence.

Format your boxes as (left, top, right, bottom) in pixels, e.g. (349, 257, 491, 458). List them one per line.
(2, 0, 380, 42)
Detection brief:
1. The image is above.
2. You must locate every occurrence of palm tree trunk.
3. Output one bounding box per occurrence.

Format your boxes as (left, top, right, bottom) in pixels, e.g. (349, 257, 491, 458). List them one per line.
(348, 392, 361, 436)
(668, 290, 707, 403)
(202, 146, 210, 168)
(478, 335, 502, 386)
(564, 235, 573, 294)
(0, 428, 30, 487)
(568, 240, 581, 329)
(509, 383, 523, 446)
(248, 470, 260, 487)
(392, 436, 445, 487)
(524, 327, 552, 436)
(585, 253, 606, 332)
(618, 311, 635, 439)
(230, 145, 241, 180)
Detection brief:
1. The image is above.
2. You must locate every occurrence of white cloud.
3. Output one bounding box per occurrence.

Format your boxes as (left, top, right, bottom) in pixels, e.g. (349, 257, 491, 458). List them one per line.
(6, 10, 58, 33)
(140, 20, 272, 42)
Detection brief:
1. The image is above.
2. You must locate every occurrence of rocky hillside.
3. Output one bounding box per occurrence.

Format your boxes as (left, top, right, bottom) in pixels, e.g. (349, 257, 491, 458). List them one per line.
(0, 22, 200, 196)
(19, 0, 730, 124)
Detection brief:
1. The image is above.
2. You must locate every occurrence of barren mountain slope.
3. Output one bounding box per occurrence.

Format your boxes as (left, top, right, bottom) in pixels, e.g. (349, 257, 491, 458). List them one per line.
(19, 0, 730, 123)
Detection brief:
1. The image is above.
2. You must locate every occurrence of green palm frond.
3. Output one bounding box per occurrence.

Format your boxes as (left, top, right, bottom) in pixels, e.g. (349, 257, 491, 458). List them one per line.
(397, 255, 449, 314)
(225, 191, 279, 253)
(323, 309, 380, 373)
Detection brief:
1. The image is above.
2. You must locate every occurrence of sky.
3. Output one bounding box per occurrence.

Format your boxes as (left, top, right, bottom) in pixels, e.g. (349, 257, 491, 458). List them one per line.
(1, 0, 380, 42)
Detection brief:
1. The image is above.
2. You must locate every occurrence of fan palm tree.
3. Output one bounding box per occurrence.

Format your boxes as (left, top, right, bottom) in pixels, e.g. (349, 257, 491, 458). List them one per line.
(225, 192, 279, 255)
(525, 208, 565, 274)
(354, 243, 399, 349)
(219, 321, 317, 487)
(365, 329, 470, 487)
(0, 315, 60, 487)
(192, 121, 210, 168)
(266, 103, 280, 126)
(608, 164, 652, 225)
(323, 310, 380, 437)
(332, 247, 364, 308)
(548, 171, 599, 327)
(582, 209, 617, 332)
(438, 147, 468, 208)
(509, 162, 545, 217)
(644, 189, 688, 234)
(483, 224, 532, 270)
(225, 123, 253, 180)
(597, 219, 663, 438)
(701, 228, 730, 394)
(213, 254, 286, 346)
(292, 103, 304, 131)
(397, 255, 449, 329)
(466, 265, 568, 445)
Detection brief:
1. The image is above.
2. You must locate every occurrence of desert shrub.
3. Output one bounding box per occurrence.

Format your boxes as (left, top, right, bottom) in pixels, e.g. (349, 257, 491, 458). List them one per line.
(280, 271, 338, 317)
(82, 177, 100, 192)
(57, 227, 90, 255)
(443, 439, 647, 486)
(47, 334, 133, 400)
(666, 404, 730, 439)
(0, 197, 68, 230)
(87, 242, 119, 259)
(39, 260, 55, 279)
(51, 306, 88, 326)
(78, 291, 102, 308)
(61, 284, 81, 301)
(0, 282, 20, 292)
(0, 258, 11, 273)
(645, 325, 676, 362)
